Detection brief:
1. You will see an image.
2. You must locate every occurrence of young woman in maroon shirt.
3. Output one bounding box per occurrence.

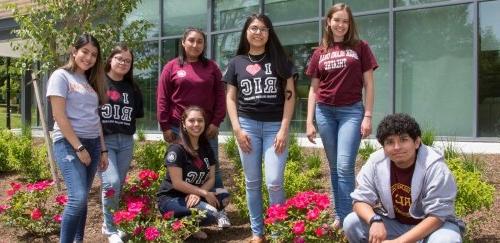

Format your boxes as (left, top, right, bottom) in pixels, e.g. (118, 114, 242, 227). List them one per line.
(156, 27, 227, 196)
(306, 3, 378, 229)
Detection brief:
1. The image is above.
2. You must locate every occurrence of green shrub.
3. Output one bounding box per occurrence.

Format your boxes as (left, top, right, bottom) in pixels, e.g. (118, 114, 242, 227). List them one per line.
(287, 133, 303, 162)
(443, 141, 460, 160)
(0, 129, 50, 181)
(358, 141, 377, 162)
(134, 141, 167, 171)
(136, 128, 146, 142)
(447, 157, 495, 217)
(420, 128, 436, 147)
(223, 135, 241, 170)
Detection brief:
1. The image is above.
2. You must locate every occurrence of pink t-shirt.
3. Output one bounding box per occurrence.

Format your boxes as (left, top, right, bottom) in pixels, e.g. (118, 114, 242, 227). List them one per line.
(306, 40, 378, 106)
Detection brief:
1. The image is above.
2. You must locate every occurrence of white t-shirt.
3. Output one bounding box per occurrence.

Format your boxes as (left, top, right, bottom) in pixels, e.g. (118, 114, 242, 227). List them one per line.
(46, 69, 100, 142)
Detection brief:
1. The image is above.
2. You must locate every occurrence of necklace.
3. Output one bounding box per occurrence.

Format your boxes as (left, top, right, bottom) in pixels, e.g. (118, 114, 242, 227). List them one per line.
(248, 53, 266, 63)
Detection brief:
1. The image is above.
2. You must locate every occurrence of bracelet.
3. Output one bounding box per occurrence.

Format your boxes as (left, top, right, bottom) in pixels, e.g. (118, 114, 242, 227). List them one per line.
(364, 115, 372, 118)
(101, 150, 108, 154)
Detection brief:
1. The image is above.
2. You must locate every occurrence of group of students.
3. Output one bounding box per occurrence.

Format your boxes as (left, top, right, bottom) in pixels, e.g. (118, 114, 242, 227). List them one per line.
(46, 3, 463, 243)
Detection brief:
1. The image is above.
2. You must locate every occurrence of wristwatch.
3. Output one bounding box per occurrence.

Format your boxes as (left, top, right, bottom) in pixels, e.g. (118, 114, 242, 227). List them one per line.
(75, 144, 86, 153)
(369, 214, 383, 225)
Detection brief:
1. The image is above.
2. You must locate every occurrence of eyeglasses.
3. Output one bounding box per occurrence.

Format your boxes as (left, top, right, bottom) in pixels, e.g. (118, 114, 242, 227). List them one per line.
(248, 26, 269, 34)
(113, 56, 132, 64)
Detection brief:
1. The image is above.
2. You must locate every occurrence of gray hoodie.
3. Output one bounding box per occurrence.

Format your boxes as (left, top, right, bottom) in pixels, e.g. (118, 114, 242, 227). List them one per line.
(351, 144, 458, 222)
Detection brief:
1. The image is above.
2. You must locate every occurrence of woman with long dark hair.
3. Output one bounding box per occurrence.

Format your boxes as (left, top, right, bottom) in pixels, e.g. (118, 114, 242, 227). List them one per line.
(156, 106, 230, 240)
(99, 44, 144, 243)
(224, 14, 296, 242)
(46, 33, 108, 243)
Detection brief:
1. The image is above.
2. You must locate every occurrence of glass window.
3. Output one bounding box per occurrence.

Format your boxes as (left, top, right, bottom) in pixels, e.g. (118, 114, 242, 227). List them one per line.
(324, 0, 388, 13)
(395, 0, 449, 7)
(265, 0, 318, 23)
(275, 23, 318, 132)
(395, 5, 473, 136)
(163, 0, 207, 36)
(357, 13, 390, 130)
(213, 0, 259, 31)
(478, 0, 500, 137)
(135, 41, 159, 130)
(161, 39, 180, 65)
(125, 0, 160, 38)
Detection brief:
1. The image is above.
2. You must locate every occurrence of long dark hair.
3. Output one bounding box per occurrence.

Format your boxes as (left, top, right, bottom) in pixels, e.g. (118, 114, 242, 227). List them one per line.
(179, 106, 209, 158)
(321, 3, 360, 49)
(178, 27, 209, 67)
(236, 14, 293, 81)
(104, 44, 140, 92)
(62, 33, 106, 104)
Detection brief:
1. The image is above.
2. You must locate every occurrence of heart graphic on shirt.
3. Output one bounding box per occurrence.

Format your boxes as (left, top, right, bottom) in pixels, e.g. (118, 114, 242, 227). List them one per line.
(107, 90, 121, 102)
(245, 64, 261, 76)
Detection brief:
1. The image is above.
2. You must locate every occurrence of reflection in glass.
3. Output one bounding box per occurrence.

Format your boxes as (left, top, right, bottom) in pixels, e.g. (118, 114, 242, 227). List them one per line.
(213, 0, 259, 31)
(275, 23, 318, 132)
(265, 0, 318, 23)
(395, 5, 473, 136)
(478, 1, 500, 137)
(134, 41, 159, 130)
(357, 14, 389, 129)
(161, 39, 180, 66)
(395, 0, 449, 7)
(163, 0, 207, 35)
(125, 0, 160, 38)
(324, 0, 387, 13)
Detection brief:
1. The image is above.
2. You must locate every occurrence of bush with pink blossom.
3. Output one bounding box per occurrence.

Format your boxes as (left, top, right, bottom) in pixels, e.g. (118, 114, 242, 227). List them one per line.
(113, 169, 205, 242)
(0, 180, 66, 236)
(264, 191, 346, 243)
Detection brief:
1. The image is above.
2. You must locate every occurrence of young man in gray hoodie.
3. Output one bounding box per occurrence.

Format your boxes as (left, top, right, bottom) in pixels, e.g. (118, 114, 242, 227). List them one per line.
(343, 113, 462, 243)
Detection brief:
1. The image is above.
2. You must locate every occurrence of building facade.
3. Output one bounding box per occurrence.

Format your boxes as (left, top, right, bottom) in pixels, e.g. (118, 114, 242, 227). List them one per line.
(4, 0, 500, 140)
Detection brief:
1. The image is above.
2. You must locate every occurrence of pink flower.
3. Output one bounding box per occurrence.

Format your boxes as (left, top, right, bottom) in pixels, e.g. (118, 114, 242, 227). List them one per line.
(105, 188, 116, 198)
(27, 180, 54, 192)
(138, 170, 159, 181)
(292, 220, 305, 235)
(315, 226, 326, 237)
(113, 210, 138, 225)
(127, 201, 145, 214)
(133, 226, 144, 236)
(144, 226, 160, 241)
(0, 204, 10, 214)
(266, 204, 288, 223)
(306, 207, 321, 221)
(293, 236, 305, 243)
(31, 208, 43, 220)
(55, 194, 68, 205)
(163, 211, 174, 220)
(7, 182, 22, 196)
(53, 214, 62, 223)
(171, 220, 184, 231)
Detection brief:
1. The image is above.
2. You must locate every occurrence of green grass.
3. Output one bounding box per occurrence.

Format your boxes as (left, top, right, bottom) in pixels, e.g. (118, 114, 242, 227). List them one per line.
(0, 112, 22, 129)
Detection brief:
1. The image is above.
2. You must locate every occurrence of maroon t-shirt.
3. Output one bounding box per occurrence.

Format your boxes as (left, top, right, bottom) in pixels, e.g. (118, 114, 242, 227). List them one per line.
(306, 40, 378, 106)
(156, 58, 226, 131)
(390, 161, 422, 225)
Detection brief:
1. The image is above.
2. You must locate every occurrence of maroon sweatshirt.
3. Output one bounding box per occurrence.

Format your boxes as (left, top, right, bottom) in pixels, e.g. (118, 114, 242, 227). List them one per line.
(156, 58, 226, 131)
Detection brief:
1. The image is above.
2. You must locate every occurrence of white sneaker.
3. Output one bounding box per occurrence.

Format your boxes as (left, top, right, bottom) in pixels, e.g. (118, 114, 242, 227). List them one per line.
(102, 225, 126, 239)
(217, 210, 231, 228)
(107, 233, 124, 243)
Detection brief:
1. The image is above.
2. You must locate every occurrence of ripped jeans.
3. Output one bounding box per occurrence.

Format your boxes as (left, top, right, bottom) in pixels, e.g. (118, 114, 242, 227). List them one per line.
(237, 117, 288, 237)
(53, 137, 101, 243)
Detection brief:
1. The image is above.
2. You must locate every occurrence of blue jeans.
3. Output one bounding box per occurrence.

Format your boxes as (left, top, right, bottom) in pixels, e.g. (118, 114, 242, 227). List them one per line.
(53, 137, 101, 243)
(238, 117, 288, 237)
(171, 126, 224, 188)
(158, 193, 229, 225)
(99, 133, 134, 235)
(315, 101, 363, 223)
(343, 212, 462, 243)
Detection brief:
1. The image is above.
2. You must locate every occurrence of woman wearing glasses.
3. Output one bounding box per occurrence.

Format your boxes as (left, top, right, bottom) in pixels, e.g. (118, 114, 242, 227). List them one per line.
(224, 14, 296, 243)
(99, 44, 144, 243)
(156, 27, 230, 227)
